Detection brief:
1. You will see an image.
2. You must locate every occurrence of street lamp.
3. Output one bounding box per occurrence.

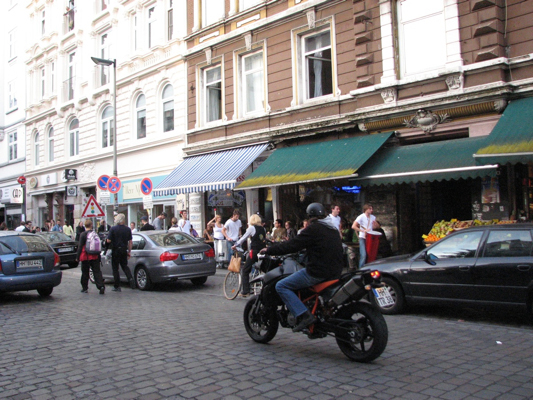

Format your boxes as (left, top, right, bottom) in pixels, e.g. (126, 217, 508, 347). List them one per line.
(91, 56, 118, 212)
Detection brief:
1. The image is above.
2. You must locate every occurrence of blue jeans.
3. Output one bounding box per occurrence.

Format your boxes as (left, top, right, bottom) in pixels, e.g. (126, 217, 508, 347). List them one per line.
(275, 268, 324, 317)
(227, 240, 236, 262)
(359, 238, 367, 268)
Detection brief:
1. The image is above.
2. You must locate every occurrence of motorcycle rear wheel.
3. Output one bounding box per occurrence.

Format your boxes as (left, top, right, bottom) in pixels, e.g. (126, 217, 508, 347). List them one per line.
(243, 296, 278, 343)
(334, 302, 388, 363)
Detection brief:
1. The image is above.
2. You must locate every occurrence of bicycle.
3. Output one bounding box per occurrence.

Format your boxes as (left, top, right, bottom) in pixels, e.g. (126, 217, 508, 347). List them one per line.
(223, 247, 263, 300)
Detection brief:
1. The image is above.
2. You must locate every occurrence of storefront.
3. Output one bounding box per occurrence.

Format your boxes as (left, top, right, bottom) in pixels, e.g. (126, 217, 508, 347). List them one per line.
(0, 184, 24, 229)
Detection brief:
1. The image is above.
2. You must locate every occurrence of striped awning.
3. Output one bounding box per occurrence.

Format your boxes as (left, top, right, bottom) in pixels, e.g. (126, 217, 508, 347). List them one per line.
(154, 144, 269, 196)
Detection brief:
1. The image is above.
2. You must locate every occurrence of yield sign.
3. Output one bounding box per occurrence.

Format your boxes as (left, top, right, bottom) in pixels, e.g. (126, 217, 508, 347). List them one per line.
(108, 176, 122, 194)
(81, 195, 106, 218)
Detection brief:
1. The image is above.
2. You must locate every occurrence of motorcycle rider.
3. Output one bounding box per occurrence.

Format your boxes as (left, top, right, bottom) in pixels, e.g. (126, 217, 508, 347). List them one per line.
(260, 203, 344, 332)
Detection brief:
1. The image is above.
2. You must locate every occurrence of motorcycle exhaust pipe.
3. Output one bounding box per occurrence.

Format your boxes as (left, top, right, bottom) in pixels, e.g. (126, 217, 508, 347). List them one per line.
(328, 277, 367, 306)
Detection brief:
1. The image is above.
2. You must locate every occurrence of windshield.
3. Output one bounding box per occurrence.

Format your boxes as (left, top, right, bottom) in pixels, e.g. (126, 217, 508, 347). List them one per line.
(150, 232, 197, 247)
(41, 232, 73, 243)
(0, 235, 51, 254)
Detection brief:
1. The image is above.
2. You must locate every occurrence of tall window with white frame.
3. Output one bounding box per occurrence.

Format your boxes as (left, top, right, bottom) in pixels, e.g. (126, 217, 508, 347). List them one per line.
(8, 132, 17, 161)
(167, 0, 173, 41)
(303, 30, 332, 100)
(34, 132, 40, 166)
(41, 9, 46, 36)
(202, 0, 224, 27)
(133, 14, 138, 51)
(69, 119, 79, 157)
(242, 51, 264, 115)
(48, 127, 54, 162)
(51, 62, 55, 93)
(99, 32, 111, 86)
(40, 67, 46, 99)
(148, 6, 156, 48)
(66, 50, 76, 100)
(204, 65, 222, 123)
(136, 94, 147, 139)
(9, 29, 16, 60)
(162, 84, 174, 132)
(101, 106, 114, 148)
(8, 80, 17, 109)
(240, 0, 261, 11)
(397, 0, 446, 77)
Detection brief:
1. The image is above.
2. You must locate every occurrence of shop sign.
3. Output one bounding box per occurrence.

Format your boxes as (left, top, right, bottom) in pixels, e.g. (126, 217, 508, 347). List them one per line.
(62, 169, 78, 182)
(0, 185, 22, 203)
(207, 190, 245, 207)
(176, 194, 187, 210)
(10, 187, 23, 204)
(41, 173, 57, 186)
(29, 177, 38, 189)
(66, 186, 78, 197)
(123, 182, 142, 200)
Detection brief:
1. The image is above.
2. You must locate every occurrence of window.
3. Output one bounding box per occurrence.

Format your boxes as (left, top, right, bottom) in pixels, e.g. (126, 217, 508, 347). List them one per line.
(148, 6, 156, 48)
(136, 94, 147, 139)
(162, 84, 174, 132)
(397, 0, 446, 77)
(240, 0, 261, 11)
(202, 0, 224, 27)
(51, 62, 55, 93)
(99, 32, 111, 86)
(427, 231, 483, 259)
(40, 67, 46, 98)
(483, 230, 533, 258)
(41, 9, 46, 35)
(48, 127, 54, 162)
(133, 14, 138, 51)
(8, 132, 17, 161)
(8, 80, 17, 109)
(100, 0, 109, 12)
(34, 132, 40, 166)
(66, 51, 76, 100)
(101, 106, 114, 148)
(303, 30, 332, 100)
(9, 29, 16, 60)
(203, 66, 222, 123)
(167, 0, 174, 40)
(241, 52, 264, 115)
(66, 0, 75, 32)
(69, 119, 79, 157)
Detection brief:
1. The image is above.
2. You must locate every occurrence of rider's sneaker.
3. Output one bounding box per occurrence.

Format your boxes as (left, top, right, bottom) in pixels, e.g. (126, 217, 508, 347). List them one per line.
(292, 311, 316, 332)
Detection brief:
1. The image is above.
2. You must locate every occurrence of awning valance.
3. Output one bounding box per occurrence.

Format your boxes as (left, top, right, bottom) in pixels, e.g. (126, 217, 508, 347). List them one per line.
(236, 132, 393, 190)
(474, 97, 533, 164)
(154, 144, 268, 196)
(352, 136, 498, 187)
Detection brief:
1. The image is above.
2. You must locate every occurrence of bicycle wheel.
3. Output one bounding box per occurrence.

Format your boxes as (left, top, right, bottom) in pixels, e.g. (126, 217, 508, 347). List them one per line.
(223, 271, 241, 300)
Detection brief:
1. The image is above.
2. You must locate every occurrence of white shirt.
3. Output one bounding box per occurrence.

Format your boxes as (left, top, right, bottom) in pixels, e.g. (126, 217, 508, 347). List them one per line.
(328, 214, 341, 231)
(213, 224, 224, 240)
(15, 226, 25, 232)
(179, 219, 191, 235)
(224, 218, 242, 241)
(355, 213, 376, 239)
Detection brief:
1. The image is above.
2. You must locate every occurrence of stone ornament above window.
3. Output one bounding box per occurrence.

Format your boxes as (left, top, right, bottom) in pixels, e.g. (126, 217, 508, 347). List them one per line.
(404, 109, 451, 134)
(445, 74, 463, 91)
(381, 88, 397, 104)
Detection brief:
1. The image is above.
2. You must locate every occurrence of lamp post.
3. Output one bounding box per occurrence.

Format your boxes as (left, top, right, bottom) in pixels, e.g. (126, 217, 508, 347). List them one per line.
(91, 57, 118, 212)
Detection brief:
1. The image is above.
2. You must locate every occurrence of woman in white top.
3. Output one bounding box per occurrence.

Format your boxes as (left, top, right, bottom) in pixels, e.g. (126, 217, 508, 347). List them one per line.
(208, 215, 225, 240)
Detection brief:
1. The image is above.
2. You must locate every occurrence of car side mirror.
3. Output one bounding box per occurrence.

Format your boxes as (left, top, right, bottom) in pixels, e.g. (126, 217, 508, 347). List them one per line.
(424, 251, 437, 266)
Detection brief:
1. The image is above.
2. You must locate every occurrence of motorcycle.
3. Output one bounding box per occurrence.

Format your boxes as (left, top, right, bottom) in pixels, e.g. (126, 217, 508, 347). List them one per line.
(243, 254, 393, 363)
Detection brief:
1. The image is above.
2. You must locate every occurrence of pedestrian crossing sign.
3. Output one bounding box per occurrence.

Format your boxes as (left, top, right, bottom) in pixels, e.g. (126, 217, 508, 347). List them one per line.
(81, 194, 106, 218)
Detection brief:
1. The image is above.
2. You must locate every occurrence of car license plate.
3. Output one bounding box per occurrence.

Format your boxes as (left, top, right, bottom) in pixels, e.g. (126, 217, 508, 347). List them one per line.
(17, 259, 43, 269)
(182, 253, 202, 261)
(372, 286, 395, 307)
(57, 247, 73, 253)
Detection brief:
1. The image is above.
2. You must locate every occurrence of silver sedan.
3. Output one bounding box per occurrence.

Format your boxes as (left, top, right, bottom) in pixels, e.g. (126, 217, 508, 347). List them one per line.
(100, 231, 216, 290)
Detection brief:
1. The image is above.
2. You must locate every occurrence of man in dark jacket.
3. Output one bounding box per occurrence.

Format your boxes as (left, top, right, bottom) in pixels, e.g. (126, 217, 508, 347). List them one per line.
(106, 213, 135, 291)
(262, 203, 343, 332)
(139, 215, 155, 231)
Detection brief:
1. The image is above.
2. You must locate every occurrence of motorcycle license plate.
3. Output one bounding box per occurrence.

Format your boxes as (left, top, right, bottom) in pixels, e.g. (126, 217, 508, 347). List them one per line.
(372, 287, 395, 307)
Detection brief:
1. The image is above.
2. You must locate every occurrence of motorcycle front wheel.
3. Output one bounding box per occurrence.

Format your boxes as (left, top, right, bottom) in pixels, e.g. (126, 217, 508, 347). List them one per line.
(334, 302, 388, 363)
(243, 296, 278, 344)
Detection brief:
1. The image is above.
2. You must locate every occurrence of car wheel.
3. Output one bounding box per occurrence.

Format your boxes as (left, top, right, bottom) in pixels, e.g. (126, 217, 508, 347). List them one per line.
(135, 266, 152, 291)
(37, 287, 54, 297)
(68, 262, 78, 269)
(371, 277, 405, 315)
(191, 276, 208, 286)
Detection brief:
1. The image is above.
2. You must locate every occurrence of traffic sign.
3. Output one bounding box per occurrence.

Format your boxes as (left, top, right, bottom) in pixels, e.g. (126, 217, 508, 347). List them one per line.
(17, 176, 26, 185)
(108, 176, 122, 194)
(140, 178, 153, 196)
(97, 175, 110, 191)
(81, 195, 105, 218)
(100, 191, 111, 205)
(143, 195, 153, 210)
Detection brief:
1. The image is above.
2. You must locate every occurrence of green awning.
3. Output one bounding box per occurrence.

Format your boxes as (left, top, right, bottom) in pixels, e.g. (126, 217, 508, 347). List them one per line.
(352, 136, 498, 187)
(474, 97, 533, 164)
(236, 132, 393, 190)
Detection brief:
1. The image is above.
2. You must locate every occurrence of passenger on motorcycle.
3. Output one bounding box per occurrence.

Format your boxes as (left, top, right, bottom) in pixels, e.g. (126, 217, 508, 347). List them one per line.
(260, 203, 344, 332)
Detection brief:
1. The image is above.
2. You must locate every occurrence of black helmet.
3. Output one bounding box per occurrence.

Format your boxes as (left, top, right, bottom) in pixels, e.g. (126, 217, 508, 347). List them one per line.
(306, 202, 326, 218)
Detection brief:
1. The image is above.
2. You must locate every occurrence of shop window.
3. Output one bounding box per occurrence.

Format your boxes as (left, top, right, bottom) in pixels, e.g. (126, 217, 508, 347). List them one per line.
(162, 84, 174, 132)
(48, 127, 54, 162)
(69, 119, 79, 157)
(136, 94, 147, 139)
(101, 106, 114, 148)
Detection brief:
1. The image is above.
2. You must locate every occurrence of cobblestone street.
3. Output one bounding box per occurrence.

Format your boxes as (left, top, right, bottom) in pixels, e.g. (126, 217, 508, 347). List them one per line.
(0, 268, 532, 400)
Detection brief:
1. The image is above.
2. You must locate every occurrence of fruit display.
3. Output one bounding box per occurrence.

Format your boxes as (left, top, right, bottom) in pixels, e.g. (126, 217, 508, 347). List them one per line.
(422, 218, 516, 243)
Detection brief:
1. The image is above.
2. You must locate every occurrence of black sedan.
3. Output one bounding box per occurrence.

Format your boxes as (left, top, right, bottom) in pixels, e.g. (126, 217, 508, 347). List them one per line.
(100, 230, 216, 290)
(361, 224, 533, 316)
(38, 232, 79, 269)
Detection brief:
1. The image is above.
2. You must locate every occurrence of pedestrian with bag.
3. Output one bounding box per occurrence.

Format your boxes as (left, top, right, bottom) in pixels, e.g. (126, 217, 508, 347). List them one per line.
(106, 213, 135, 291)
(76, 219, 105, 294)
